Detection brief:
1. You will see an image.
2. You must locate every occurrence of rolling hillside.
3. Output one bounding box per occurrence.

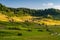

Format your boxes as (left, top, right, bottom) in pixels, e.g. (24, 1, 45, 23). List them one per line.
(0, 3, 60, 25)
(0, 3, 60, 40)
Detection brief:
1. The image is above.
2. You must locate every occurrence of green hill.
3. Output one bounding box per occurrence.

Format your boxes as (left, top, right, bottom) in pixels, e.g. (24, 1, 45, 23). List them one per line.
(0, 3, 60, 19)
(0, 3, 60, 25)
(0, 3, 60, 40)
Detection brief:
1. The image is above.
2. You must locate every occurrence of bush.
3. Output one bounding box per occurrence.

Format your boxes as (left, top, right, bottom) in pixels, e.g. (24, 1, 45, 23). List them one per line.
(17, 33, 22, 36)
(27, 29, 32, 32)
(38, 29, 43, 32)
(8, 27, 21, 30)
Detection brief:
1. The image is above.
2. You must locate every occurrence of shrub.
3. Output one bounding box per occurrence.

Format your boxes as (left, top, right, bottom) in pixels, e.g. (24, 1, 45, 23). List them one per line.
(8, 27, 21, 30)
(27, 29, 32, 32)
(38, 29, 43, 32)
(17, 33, 22, 36)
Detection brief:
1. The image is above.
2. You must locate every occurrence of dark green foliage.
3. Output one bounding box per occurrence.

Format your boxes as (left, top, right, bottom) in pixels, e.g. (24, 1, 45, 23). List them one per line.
(27, 29, 32, 32)
(17, 33, 22, 36)
(8, 27, 21, 30)
(0, 3, 60, 19)
(38, 29, 43, 32)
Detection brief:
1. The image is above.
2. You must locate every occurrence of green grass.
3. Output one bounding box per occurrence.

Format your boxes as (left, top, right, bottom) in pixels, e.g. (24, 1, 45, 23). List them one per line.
(0, 28, 60, 40)
(0, 21, 60, 40)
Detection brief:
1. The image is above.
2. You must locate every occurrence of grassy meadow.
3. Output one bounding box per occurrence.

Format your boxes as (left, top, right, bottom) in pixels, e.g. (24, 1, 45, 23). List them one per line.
(0, 21, 60, 40)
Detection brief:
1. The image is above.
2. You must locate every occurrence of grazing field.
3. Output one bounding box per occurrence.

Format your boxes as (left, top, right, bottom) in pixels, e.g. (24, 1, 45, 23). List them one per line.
(0, 21, 60, 40)
(0, 28, 60, 40)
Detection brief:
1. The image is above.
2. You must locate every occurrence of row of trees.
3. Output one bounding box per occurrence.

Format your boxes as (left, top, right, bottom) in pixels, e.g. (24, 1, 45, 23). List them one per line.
(0, 3, 60, 19)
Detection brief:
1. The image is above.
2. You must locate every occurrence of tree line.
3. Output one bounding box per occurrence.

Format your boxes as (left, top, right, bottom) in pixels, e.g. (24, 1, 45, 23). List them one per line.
(0, 3, 60, 19)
